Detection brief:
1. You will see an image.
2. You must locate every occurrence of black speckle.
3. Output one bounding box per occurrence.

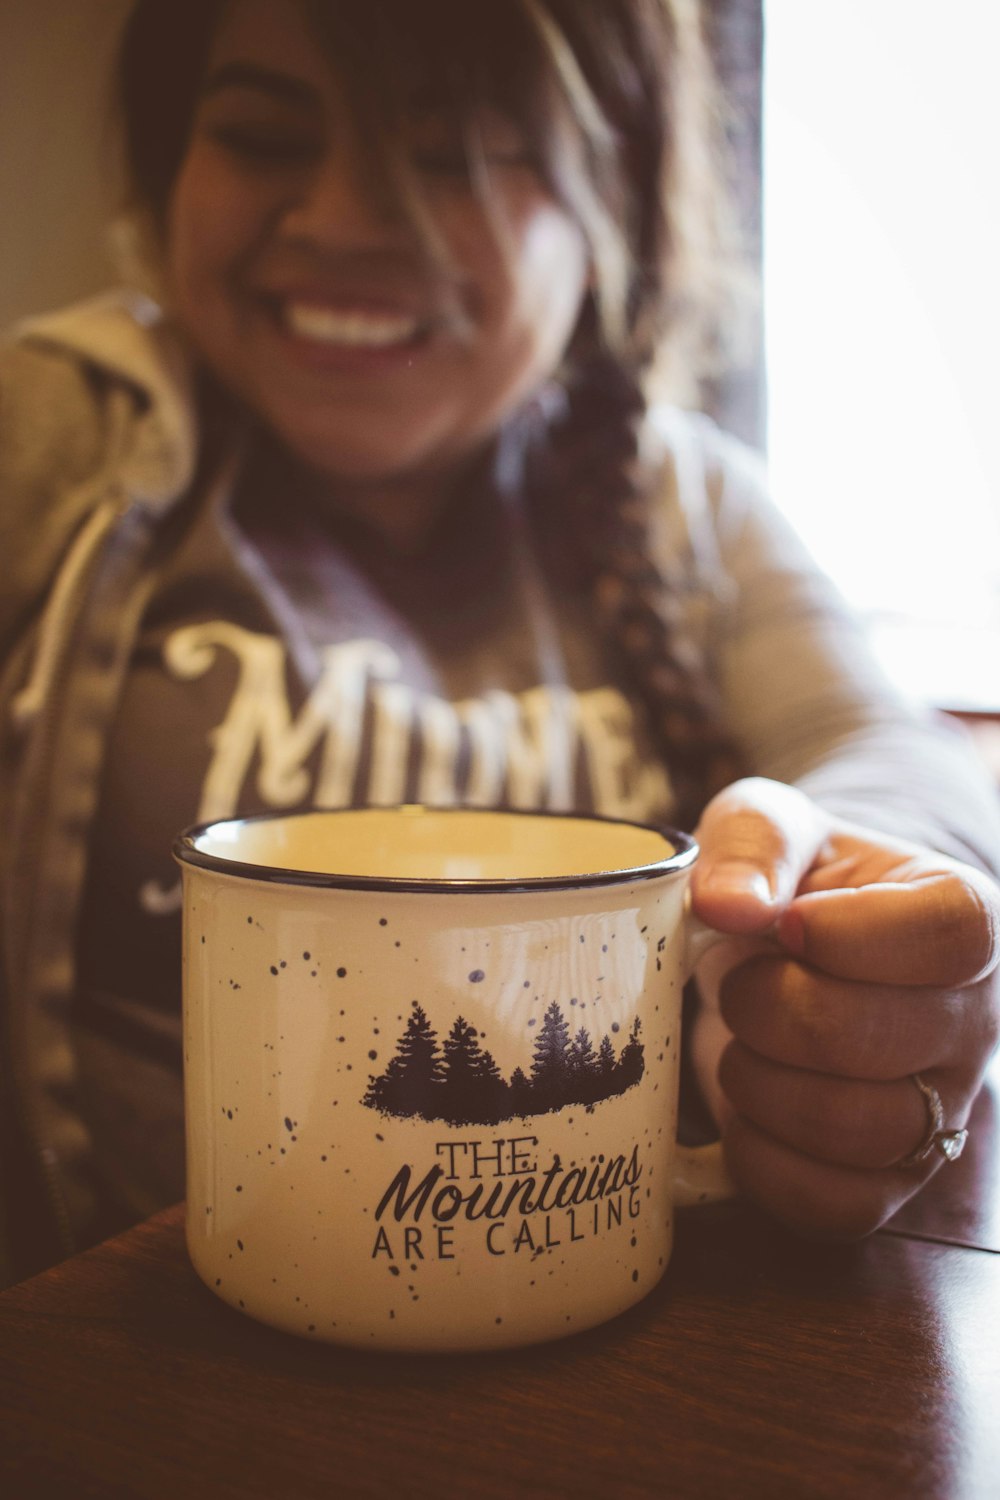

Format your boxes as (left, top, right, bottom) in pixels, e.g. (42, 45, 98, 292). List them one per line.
(611, 1022, 620, 1034)
(247, 917, 253, 925)
(528, 1017, 536, 1027)
(215, 1277, 221, 1286)
(379, 918, 388, 926)
(337, 967, 347, 978)
(303, 951, 311, 960)
(632, 1270, 639, 1282)
(389, 1265, 400, 1277)
(468, 969, 485, 983)
(495, 1317, 502, 1325)
(308, 1324, 316, 1333)
(375, 1133, 384, 1142)
(284, 1117, 294, 1132)
(280, 961, 287, 969)
(270, 965, 278, 976)
(237, 1239, 244, 1251)
(226, 1109, 233, 1119)
(368, 1049, 378, 1061)
(236, 1185, 243, 1193)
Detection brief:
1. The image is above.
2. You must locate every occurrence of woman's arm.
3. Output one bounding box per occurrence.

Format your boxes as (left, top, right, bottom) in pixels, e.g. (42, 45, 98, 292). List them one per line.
(659, 417, 1000, 1236)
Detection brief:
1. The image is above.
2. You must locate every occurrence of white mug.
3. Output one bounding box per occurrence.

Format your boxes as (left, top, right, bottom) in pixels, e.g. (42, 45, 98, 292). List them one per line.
(174, 806, 733, 1351)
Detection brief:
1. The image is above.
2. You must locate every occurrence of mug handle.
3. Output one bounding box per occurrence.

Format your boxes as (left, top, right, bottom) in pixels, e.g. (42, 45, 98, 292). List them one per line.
(672, 914, 738, 1208)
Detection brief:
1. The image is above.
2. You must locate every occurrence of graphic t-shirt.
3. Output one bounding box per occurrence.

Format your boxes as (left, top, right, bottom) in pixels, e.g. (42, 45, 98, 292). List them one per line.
(72, 450, 676, 1230)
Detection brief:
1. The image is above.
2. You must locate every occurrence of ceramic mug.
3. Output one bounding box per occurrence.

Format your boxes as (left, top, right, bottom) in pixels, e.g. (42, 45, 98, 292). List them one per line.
(174, 806, 734, 1352)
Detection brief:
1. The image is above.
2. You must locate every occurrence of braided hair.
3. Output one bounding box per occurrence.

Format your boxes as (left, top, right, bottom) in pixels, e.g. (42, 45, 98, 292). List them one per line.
(525, 352, 744, 831)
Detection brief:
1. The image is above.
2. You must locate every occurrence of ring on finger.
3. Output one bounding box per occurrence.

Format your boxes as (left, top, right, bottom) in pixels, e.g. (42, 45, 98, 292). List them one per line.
(898, 1073, 969, 1168)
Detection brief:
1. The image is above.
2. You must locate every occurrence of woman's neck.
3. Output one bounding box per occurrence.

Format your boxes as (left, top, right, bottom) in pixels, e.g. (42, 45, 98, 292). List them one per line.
(274, 438, 494, 557)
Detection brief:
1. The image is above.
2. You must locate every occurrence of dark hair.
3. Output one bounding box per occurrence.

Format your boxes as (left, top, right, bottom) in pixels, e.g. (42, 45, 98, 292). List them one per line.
(117, 0, 737, 378)
(116, 0, 743, 823)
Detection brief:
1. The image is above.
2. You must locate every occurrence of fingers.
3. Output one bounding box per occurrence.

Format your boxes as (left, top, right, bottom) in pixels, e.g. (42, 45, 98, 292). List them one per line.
(718, 954, 976, 1078)
(778, 867, 1000, 987)
(717, 1042, 939, 1170)
(711, 959, 1000, 1239)
(688, 777, 1000, 1236)
(692, 776, 1000, 987)
(692, 778, 830, 935)
(721, 1116, 930, 1241)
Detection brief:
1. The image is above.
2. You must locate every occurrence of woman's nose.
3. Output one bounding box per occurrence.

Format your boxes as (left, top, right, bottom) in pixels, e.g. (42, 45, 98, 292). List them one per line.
(277, 146, 408, 250)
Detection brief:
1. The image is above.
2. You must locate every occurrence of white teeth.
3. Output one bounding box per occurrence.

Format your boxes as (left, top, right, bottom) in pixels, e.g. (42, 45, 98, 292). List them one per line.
(284, 302, 420, 347)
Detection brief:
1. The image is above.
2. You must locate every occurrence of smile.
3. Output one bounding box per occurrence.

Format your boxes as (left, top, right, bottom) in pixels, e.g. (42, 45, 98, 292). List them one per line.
(282, 302, 425, 349)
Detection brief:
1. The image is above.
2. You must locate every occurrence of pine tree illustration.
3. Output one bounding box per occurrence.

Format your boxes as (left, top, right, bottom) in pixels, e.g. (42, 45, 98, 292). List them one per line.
(476, 1048, 510, 1123)
(597, 1034, 616, 1078)
(568, 1026, 602, 1104)
(440, 1015, 486, 1123)
(531, 1000, 572, 1109)
(569, 1026, 595, 1074)
(617, 1016, 645, 1090)
(508, 1065, 532, 1116)
(363, 1000, 444, 1119)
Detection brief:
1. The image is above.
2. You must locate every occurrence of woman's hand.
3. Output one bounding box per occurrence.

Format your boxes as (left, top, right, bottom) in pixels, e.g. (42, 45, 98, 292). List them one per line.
(689, 777, 1000, 1238)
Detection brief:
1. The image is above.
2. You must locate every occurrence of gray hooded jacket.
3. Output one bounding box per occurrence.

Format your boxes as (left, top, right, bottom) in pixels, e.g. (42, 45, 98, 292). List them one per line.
(3, 292, 998, 1285)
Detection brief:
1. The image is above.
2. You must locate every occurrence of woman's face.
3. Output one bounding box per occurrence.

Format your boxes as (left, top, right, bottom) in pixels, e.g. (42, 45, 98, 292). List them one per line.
(165, 0, 590, 489)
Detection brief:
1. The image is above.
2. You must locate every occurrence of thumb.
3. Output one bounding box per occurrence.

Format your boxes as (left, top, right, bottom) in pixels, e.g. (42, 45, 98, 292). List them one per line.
(691, 777, 831, 934)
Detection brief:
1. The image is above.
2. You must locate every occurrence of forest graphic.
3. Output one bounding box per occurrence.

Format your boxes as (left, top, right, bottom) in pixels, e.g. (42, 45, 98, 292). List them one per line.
(362, 1000, 645, 1125)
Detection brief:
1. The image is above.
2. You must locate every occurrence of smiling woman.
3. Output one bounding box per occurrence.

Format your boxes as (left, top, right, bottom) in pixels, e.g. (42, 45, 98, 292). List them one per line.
(2, 0, 1000, 1284)
(163, 1, 590, 513)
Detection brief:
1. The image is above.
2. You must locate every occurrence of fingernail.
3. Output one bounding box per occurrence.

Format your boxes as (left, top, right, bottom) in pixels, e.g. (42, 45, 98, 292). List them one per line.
(701, 862, 774, 905)
(777, 907, 805, 955)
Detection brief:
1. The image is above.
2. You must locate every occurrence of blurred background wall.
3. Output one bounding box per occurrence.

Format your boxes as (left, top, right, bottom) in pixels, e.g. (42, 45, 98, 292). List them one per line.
(0, 0, 132, 330)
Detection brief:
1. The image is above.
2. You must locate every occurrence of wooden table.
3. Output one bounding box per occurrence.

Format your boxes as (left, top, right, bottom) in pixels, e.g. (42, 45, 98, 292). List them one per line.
(2, 1063, 998, 1500)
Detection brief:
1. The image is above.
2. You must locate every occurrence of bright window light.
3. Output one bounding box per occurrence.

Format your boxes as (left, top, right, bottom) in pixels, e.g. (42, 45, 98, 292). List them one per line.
(763, 1, 1000, 704)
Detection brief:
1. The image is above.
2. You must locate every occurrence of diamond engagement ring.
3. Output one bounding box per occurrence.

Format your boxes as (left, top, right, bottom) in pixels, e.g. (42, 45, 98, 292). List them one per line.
(899, 1073, 969, 1167)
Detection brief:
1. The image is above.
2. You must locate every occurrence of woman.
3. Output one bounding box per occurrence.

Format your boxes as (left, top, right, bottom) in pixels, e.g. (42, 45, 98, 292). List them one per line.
(1, 0, 998, 1283)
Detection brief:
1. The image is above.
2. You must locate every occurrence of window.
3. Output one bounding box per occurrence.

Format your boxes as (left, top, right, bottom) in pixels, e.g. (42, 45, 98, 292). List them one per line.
(764, 0, 1000, 707)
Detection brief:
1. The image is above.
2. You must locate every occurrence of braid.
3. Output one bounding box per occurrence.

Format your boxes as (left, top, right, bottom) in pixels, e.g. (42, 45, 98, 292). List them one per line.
(526, 356, 744, 831)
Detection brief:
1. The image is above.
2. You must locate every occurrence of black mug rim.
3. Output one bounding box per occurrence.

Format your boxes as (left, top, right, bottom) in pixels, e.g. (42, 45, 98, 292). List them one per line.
(173, 805, 699, 896)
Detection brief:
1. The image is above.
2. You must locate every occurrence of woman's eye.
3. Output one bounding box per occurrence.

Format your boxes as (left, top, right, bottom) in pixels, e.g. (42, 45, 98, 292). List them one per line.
(412, 145, 534, 179)
(209, 125, 321, 166)
(411, 147, 472, 177)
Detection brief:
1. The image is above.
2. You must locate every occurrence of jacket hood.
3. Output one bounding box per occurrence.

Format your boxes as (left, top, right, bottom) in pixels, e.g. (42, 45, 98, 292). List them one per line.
(0, 291, 200, 665)
(9, 289, 198, 510)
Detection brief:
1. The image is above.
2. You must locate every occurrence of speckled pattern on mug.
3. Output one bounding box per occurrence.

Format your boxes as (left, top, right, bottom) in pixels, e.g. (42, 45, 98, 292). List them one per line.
(183, 872, 687, 1351)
